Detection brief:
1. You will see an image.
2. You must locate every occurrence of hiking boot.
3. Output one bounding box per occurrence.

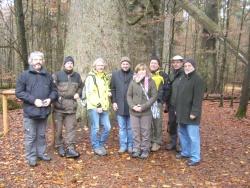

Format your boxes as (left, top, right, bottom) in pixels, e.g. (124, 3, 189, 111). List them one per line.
(166, 143, 176, 151)
(176, 153, 189, 160)
(38, 154, 51, 161)
(66, 148, 80, 158)
(131, 151, 140, 158)
(151, 143, 160, 152)
(118, 148, 126, 154)
(127, 147, 133, 154)
(57, 146, 65, 157)
(187, 160, 200, 166)
(28, 160, 37, 167)
(101, 147, 107, 155)
(140, 151, 149, 159)
(94, 147, 107, 156)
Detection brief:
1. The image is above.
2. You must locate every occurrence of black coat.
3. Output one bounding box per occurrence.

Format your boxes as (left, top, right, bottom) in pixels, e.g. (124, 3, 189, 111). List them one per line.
(111, 69, 133, 116)
(176, 71, 204, 125)
(16, 66, 58, 119)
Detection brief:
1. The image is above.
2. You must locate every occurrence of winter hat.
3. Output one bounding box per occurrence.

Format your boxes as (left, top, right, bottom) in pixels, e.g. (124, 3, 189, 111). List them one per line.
(184, 58, 196, 69)
(150, 56, 161, 65)
(172, 55, 184, 61)
(120, 56, 131, 64)
(64, 56, 74, 65)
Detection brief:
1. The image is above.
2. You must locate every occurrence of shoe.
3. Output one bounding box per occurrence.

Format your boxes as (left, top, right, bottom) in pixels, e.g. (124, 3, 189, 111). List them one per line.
(187, 160, 200, 166)
(166, 143, 176, 151)
(57, 146, 65, 157)
(176, 153, 189, 160)
(28, 160, 37, 167)
(66, 148, 80, 158)
(118, 148, 126, 154)
(100, 147, 107, 155)
(139, 151, 149, 159)
(151, 143, 160, 152)
(127, 147, 133, 154)
(94, 147, 106, 156)
(131, 151, 140, 158)
(38, 154, 51, 161)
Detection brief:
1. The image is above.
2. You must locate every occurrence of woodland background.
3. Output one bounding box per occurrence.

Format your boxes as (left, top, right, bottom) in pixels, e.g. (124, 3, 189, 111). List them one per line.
(0, 0, 249, 187)
(0, 0, 250, 117)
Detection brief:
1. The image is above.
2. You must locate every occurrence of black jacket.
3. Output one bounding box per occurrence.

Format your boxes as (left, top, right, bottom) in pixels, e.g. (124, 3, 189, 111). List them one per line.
(111, 69, 133, 116)
(176, 71, 204, 125)
(16, 66, 58, 119)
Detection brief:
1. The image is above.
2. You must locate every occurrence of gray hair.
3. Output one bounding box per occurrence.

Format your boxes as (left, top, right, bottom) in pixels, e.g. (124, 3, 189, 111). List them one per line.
(92, 57, 106, 68)
(28, 51, 45, 64)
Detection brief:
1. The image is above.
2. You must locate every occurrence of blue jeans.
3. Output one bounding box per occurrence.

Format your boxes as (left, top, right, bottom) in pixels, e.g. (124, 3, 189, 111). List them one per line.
(117, 115, 133, 150)
(88, 109, 111, 149)
(178, 123, 201, 162)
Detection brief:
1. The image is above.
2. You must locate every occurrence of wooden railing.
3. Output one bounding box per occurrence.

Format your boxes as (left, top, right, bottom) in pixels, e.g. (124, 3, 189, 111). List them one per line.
(0, 89, 15, 136)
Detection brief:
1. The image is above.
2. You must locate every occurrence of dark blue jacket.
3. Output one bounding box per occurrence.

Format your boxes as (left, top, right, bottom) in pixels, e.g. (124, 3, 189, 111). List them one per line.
(111, 69, 133, 116)
(16, 66, 58, 119)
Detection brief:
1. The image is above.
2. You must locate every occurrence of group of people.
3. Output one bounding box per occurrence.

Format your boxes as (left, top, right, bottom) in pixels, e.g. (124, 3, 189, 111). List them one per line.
(15, 51, 204, 167)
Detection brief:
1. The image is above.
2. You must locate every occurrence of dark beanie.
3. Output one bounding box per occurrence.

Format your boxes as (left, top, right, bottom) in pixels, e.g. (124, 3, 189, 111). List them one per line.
(64, 56, 74, 65)
(184, 58, 196, 69)
(150, 56, 161, 65)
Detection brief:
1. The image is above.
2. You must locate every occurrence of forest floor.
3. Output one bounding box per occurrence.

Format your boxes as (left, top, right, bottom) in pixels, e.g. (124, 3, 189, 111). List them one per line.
(0, 101, 249, 187)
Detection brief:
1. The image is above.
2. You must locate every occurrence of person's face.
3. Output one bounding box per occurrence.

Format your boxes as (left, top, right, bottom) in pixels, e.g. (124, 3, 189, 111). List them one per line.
(95, 61, 105, 72)
(184, 62, 195, 74)
(64, 61, 74, 71)
(31, 56, 44, 71)
(137, 69, 146, 77)
(121, 61, 131, 72)
(149, 60, 160, 72)
(171, 60, 183, 70)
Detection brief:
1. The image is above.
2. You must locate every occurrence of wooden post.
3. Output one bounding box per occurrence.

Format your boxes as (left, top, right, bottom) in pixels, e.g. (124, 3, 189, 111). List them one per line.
(0, 89, 15, 136)
(2, 94, 8, 135)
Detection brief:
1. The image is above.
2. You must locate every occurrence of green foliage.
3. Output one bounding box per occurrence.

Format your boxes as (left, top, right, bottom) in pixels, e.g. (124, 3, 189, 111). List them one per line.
(0, 98, 22, 112)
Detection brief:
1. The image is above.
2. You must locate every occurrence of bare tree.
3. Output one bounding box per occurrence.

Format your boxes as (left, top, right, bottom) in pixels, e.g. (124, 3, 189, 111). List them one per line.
(14, 0, 28, 69)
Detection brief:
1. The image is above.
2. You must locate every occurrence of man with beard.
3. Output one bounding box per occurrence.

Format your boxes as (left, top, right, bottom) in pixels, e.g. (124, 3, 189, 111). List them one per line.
(52, 56, 83, 158)
(16, 51, 58, 167)
(111, 57, 133, 154)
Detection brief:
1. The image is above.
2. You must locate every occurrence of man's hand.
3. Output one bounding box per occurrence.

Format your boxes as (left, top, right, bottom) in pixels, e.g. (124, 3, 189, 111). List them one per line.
(34, 99, 43, 107)
(190, 114, 196, 120)
(43, 98, 51, 107)
(96, 108, 103, 113)
(74, 93, 80, 100)
(112, 103, 118, 111)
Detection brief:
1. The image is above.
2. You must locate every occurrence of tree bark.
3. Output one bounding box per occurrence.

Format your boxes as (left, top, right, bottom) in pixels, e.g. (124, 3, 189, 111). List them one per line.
(230, 0, 246, 106)
(14, 0, 29, 70)
(236, 28, 250, 118)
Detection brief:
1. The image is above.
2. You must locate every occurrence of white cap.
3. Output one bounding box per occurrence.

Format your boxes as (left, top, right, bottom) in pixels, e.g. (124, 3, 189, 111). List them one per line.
(172, 55, 183, 60)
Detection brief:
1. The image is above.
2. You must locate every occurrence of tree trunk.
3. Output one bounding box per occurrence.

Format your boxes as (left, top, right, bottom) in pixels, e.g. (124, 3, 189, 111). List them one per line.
(14, 0, 29, 70)
(162, 0, 175, 71)
(219, 0, 230, 107)
(202, 0, 218, 93)
(230, 0, 246, 107)
(236, 29, 250, 118)
(176, 0, 248, 65)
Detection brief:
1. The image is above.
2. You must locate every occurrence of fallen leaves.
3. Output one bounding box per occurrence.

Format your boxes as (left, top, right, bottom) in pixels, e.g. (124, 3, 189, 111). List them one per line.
(0, 102, 249, 187)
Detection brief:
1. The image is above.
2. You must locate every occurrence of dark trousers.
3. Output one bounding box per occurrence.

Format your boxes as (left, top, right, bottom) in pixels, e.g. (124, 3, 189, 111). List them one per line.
(168, 104, 177, 136)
